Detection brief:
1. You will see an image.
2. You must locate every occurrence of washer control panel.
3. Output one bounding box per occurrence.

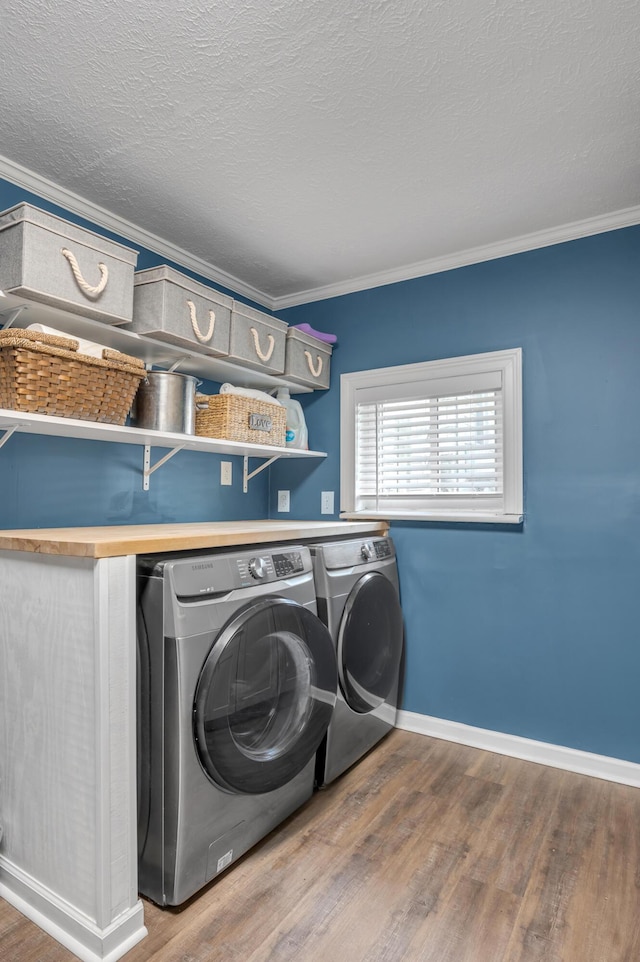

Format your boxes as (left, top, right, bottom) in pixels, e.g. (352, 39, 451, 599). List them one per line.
(272, 551, 305, 578)
(237, 555, 275, 582)
(239, 549, 306, 584)
(247, 556, 269, 579)
(164, 544, 311, 597)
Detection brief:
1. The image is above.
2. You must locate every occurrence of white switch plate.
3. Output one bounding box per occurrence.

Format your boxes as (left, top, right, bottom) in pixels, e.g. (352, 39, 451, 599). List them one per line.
(321, 490, 334, 514)
(220, 461, 232, 486)
(277, 490, 290, 512)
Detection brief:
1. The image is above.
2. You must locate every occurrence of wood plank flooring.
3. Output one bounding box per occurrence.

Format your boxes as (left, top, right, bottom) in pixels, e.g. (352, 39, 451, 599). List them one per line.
(2, 730, 640, 961)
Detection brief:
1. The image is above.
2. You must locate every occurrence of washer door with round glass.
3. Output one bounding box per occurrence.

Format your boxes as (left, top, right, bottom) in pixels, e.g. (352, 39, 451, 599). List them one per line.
(337, 572, 404, 714)
(194, 596, 337, 795)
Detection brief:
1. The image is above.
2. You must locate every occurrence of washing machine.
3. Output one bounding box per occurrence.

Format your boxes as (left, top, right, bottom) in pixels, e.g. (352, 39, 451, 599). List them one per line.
(136, 543, 337, 906)
(309, 535, 404, 787)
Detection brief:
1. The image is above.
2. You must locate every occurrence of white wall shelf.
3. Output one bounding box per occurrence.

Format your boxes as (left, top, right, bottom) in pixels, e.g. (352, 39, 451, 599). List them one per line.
(0, 291, 313, 393)
(0, 409, 326, 492)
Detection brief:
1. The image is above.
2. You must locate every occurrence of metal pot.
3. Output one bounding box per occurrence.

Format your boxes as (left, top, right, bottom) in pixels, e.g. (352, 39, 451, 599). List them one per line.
(133, 371, 199, 434)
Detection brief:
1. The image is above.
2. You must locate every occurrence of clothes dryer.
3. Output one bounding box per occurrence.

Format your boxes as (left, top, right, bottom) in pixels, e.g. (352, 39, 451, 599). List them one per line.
(308, 535, 404, 786)
(136, 544, 337, 906)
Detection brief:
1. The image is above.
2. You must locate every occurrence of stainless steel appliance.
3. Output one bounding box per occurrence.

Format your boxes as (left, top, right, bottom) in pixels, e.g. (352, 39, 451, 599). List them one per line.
(136, 544, 337, 906)
(308, 536, 404, 787)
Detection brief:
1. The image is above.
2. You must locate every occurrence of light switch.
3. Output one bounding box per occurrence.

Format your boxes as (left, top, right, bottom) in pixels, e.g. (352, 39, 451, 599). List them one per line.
(321, 491, 334, 514)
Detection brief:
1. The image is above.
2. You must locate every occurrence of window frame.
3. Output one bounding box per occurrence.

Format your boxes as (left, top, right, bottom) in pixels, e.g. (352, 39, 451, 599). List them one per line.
(340, 347, 523, 524)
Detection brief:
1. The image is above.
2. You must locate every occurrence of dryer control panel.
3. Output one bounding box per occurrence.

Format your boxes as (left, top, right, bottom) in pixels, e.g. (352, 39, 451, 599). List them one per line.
(374, 540, 393, 559)
(319, 537, 396, 571)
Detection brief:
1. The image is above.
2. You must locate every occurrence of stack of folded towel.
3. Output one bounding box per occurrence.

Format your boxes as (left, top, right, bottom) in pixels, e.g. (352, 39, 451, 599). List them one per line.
(219, 383, 282, 405)
(26, 323, 110, 358)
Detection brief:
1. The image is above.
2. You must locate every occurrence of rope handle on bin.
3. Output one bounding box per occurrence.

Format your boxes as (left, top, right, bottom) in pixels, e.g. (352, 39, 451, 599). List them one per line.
(186, 300, 216, 343)
(304, 351, 323, 378)
(61, 248, 109, 298)
(250, 327, 275, 362)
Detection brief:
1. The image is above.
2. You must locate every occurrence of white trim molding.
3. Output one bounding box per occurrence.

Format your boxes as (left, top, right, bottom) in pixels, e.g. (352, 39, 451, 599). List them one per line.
(340, 348, 523, 524)
(397, 710, 640, 789)
(0, 153, 270, 310)
(0, 858, 147, 962)
(1, 152, 639, 312)
(274, 204, 640, 308)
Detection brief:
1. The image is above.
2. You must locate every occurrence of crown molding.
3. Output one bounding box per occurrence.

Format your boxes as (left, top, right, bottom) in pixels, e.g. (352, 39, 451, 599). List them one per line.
(3, 153, 638, 314)
(273, 204, 640, 309)
(0, 153, 273, 309)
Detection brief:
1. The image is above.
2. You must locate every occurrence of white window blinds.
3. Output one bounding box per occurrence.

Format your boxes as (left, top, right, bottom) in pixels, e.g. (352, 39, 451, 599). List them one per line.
(355, 388, 503, 510)
(341, 349, 522, 522)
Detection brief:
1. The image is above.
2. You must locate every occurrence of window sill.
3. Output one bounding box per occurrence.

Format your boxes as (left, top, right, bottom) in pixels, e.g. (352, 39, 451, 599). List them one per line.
(340, 511, 524, 525)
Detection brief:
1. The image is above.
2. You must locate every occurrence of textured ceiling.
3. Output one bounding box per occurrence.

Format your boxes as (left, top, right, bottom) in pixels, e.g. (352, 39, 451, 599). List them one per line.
(2, 0, 639, 306)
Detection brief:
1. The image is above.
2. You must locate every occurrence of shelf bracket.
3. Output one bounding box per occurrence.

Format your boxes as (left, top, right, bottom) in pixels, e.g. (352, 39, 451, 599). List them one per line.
(143, 444, 186, 490)
(0, 305, 28, 329)
(0, 424, 19, 450)
(243, 454, 279, 494)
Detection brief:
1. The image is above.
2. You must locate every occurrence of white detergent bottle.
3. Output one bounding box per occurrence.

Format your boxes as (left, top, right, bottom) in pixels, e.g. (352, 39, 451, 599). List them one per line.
(276, 388, 308, 449)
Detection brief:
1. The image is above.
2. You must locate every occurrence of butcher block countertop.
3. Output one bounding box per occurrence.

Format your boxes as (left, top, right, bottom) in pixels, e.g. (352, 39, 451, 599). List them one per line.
(0, 519, 389, 559)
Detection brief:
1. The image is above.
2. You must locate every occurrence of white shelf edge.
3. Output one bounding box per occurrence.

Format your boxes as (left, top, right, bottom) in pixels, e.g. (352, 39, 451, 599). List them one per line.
(0, 409, 327, 461)
(0, 292, 317, 394)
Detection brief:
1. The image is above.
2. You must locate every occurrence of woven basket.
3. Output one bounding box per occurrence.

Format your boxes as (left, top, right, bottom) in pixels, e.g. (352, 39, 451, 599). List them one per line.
(0, 329, 146, 424)
(196, 393, 286, 447)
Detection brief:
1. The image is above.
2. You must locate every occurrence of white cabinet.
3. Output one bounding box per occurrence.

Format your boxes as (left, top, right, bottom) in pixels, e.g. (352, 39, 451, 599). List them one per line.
(0, 551, 146, 962)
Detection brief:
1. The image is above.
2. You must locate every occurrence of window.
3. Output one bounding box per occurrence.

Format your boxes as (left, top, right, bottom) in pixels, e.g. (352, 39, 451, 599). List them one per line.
(340, 348, 523, 523)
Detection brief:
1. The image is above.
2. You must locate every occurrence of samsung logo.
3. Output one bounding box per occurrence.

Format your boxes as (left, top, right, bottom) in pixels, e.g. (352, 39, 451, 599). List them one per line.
(192, 562, 216, 570)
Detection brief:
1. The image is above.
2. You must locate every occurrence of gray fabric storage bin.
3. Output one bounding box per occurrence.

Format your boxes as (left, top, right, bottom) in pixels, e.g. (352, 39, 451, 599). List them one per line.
(283, 327, 332, 390)
(0, 203, 138, 325)
(228, 302, 288, 375)
(129, 266, 232, 356)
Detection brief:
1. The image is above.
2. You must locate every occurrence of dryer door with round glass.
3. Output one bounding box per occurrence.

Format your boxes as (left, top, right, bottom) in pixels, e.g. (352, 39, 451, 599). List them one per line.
(194, 596, 337, 795)
(337, 571, 404, 714)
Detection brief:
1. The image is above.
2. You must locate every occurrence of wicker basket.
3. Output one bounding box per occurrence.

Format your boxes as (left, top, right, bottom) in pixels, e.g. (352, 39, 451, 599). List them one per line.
(195, 393, 286, 447)
(0, 328, 146, 424)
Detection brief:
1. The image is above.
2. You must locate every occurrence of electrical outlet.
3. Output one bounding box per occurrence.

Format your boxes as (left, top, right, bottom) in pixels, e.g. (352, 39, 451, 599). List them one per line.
(277, 490, 290, 512)
(220, 461, 232, 486)
(321, 490, 334, 514)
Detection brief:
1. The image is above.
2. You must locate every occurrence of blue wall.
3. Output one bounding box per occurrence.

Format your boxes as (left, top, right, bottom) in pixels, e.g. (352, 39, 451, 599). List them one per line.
(0, 177, 272, 527)
(278, 226, 640, 764)
(3, 170, 639, 765)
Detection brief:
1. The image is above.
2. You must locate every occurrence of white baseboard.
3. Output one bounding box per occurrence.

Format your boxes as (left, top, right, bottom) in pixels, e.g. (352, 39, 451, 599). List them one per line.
(0, 856, 147, 962)
(396, 711, 640, 789)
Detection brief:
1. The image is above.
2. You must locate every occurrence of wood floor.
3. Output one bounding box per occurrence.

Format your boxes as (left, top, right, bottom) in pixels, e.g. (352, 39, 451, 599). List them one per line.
(2, 730, 640, 961)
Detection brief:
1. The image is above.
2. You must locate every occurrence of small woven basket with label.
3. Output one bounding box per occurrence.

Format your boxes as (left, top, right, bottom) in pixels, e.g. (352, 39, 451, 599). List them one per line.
(195, 393, 286, 447)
